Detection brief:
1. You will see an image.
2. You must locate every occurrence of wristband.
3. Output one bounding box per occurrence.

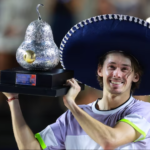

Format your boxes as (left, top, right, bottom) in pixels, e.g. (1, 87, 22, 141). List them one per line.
(7, 97, 18, 102)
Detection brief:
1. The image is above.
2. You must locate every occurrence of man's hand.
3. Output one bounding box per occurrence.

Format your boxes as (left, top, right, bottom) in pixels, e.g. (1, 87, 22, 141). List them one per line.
(2, 92, 18, 99)
(63, 78, 81, 109)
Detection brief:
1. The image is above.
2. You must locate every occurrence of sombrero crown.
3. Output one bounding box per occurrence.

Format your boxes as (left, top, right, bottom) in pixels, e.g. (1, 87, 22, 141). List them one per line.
(60, 14, 150, 96)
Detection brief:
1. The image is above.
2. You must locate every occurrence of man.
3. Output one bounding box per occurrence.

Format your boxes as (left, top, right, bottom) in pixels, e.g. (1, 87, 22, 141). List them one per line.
(2, 14, 150, 149)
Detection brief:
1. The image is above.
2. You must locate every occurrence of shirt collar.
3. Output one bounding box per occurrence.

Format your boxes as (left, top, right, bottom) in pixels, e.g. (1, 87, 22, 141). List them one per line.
(92, 95, 134, 115)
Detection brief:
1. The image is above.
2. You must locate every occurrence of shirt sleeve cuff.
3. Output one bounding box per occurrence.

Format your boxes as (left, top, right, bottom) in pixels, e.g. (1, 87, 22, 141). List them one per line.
(118, 113, 150, 142)
(119, 119, 146, 142)
(35, 133, 47, 150)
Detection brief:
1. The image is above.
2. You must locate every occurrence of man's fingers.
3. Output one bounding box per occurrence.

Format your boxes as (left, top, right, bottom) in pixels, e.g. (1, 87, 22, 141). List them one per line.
(71, 78, 79, 85)
(64, 78, 80, 88)
(67, 80, 74, 86)
(67, 79, 79, 87)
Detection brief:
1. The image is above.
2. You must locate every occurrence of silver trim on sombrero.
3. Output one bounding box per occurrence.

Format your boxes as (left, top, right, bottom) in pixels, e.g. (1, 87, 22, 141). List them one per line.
(59, 14, 149, 88)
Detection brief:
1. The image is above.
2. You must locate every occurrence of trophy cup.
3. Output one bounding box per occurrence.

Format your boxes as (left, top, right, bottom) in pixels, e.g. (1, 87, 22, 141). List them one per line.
(0, 4, 84, 97)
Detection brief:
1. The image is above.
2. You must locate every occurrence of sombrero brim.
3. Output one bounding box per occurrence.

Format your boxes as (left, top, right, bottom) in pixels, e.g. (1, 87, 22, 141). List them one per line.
(60, 14, 150, 96)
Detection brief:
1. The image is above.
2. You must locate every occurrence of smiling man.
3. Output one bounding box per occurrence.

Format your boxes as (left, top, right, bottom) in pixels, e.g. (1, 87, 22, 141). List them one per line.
(98, 52, 140, 94)
(59, 51, 145, 149)
(2, 14, 150, 150)
(97, 51, 141, 109)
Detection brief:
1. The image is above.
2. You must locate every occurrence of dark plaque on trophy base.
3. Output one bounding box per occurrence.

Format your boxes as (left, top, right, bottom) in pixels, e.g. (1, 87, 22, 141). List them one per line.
(0, 67, 84, 97)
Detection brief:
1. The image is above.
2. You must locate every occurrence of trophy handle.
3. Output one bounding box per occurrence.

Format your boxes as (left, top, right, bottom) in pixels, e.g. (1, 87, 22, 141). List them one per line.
(36, 4, 44, 21)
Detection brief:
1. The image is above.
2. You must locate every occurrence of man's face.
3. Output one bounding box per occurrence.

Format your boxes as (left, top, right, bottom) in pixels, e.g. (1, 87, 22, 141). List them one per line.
(97, 53, 139, 95)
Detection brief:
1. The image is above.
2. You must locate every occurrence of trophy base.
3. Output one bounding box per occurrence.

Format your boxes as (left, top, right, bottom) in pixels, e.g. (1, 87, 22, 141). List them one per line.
(0, 67, 84, 97)
(0, 83, 84, 97)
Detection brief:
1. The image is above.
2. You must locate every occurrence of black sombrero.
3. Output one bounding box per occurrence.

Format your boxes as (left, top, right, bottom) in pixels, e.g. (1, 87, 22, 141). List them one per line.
(59, 14, 150, 96)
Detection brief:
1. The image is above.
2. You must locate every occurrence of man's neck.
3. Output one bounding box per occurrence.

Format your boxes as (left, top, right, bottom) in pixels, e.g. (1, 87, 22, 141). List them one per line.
(97, 91, 131, 111)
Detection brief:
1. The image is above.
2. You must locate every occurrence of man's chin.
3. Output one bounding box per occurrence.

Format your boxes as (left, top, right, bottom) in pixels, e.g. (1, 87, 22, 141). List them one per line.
(109, 89, 123, 95)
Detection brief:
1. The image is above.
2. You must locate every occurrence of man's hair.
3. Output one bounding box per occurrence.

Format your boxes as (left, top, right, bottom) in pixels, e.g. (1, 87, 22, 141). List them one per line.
(97, 51, 143, 93)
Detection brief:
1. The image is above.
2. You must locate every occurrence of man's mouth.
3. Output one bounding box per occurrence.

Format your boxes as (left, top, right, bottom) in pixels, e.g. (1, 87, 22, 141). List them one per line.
(110, 80, 124, 85)
(111, 81, 122, 84)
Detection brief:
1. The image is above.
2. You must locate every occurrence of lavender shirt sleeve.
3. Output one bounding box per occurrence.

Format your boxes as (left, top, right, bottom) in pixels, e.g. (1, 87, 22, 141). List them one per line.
(119, 100, 150, 142)
(35, 110, 70, 150)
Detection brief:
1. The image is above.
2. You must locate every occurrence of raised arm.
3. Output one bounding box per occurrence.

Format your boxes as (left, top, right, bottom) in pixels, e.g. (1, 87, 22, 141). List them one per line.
(63, 79, 141, 149)
(3, 93, 42, 150)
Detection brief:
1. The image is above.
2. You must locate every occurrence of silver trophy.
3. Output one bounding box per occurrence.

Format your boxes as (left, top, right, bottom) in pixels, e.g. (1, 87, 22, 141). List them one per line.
(16, 4, 60, 71)
(0, 4, 84, 97)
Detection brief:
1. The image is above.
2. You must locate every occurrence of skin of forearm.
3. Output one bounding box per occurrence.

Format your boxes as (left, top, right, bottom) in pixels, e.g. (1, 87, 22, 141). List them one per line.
(68, 101, 116, 149)
(9, 99, 41, 150)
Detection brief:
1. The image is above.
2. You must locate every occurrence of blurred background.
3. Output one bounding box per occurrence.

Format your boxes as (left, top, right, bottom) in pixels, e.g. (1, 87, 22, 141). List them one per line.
(0, 0, 150, 149)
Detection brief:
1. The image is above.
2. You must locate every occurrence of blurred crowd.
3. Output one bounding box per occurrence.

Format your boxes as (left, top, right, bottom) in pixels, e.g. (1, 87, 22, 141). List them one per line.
(0, 0, 150, 148)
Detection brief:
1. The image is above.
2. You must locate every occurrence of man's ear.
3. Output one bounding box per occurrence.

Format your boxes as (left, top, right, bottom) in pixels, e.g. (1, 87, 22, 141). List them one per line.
(133, 73, 139, 83)
(97, 65, 103, 77)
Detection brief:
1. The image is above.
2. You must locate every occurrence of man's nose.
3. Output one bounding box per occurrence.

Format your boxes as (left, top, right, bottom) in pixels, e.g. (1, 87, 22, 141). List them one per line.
(113, 68, 122, 78)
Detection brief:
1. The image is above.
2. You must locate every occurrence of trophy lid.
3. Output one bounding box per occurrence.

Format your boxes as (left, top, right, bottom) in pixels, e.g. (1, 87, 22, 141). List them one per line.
(24, 4, 54, 43)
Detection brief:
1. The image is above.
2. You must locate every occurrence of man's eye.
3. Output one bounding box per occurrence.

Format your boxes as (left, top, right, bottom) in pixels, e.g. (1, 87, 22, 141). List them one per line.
(122, 68, 128, 71)
(108, 66, 115, 69)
